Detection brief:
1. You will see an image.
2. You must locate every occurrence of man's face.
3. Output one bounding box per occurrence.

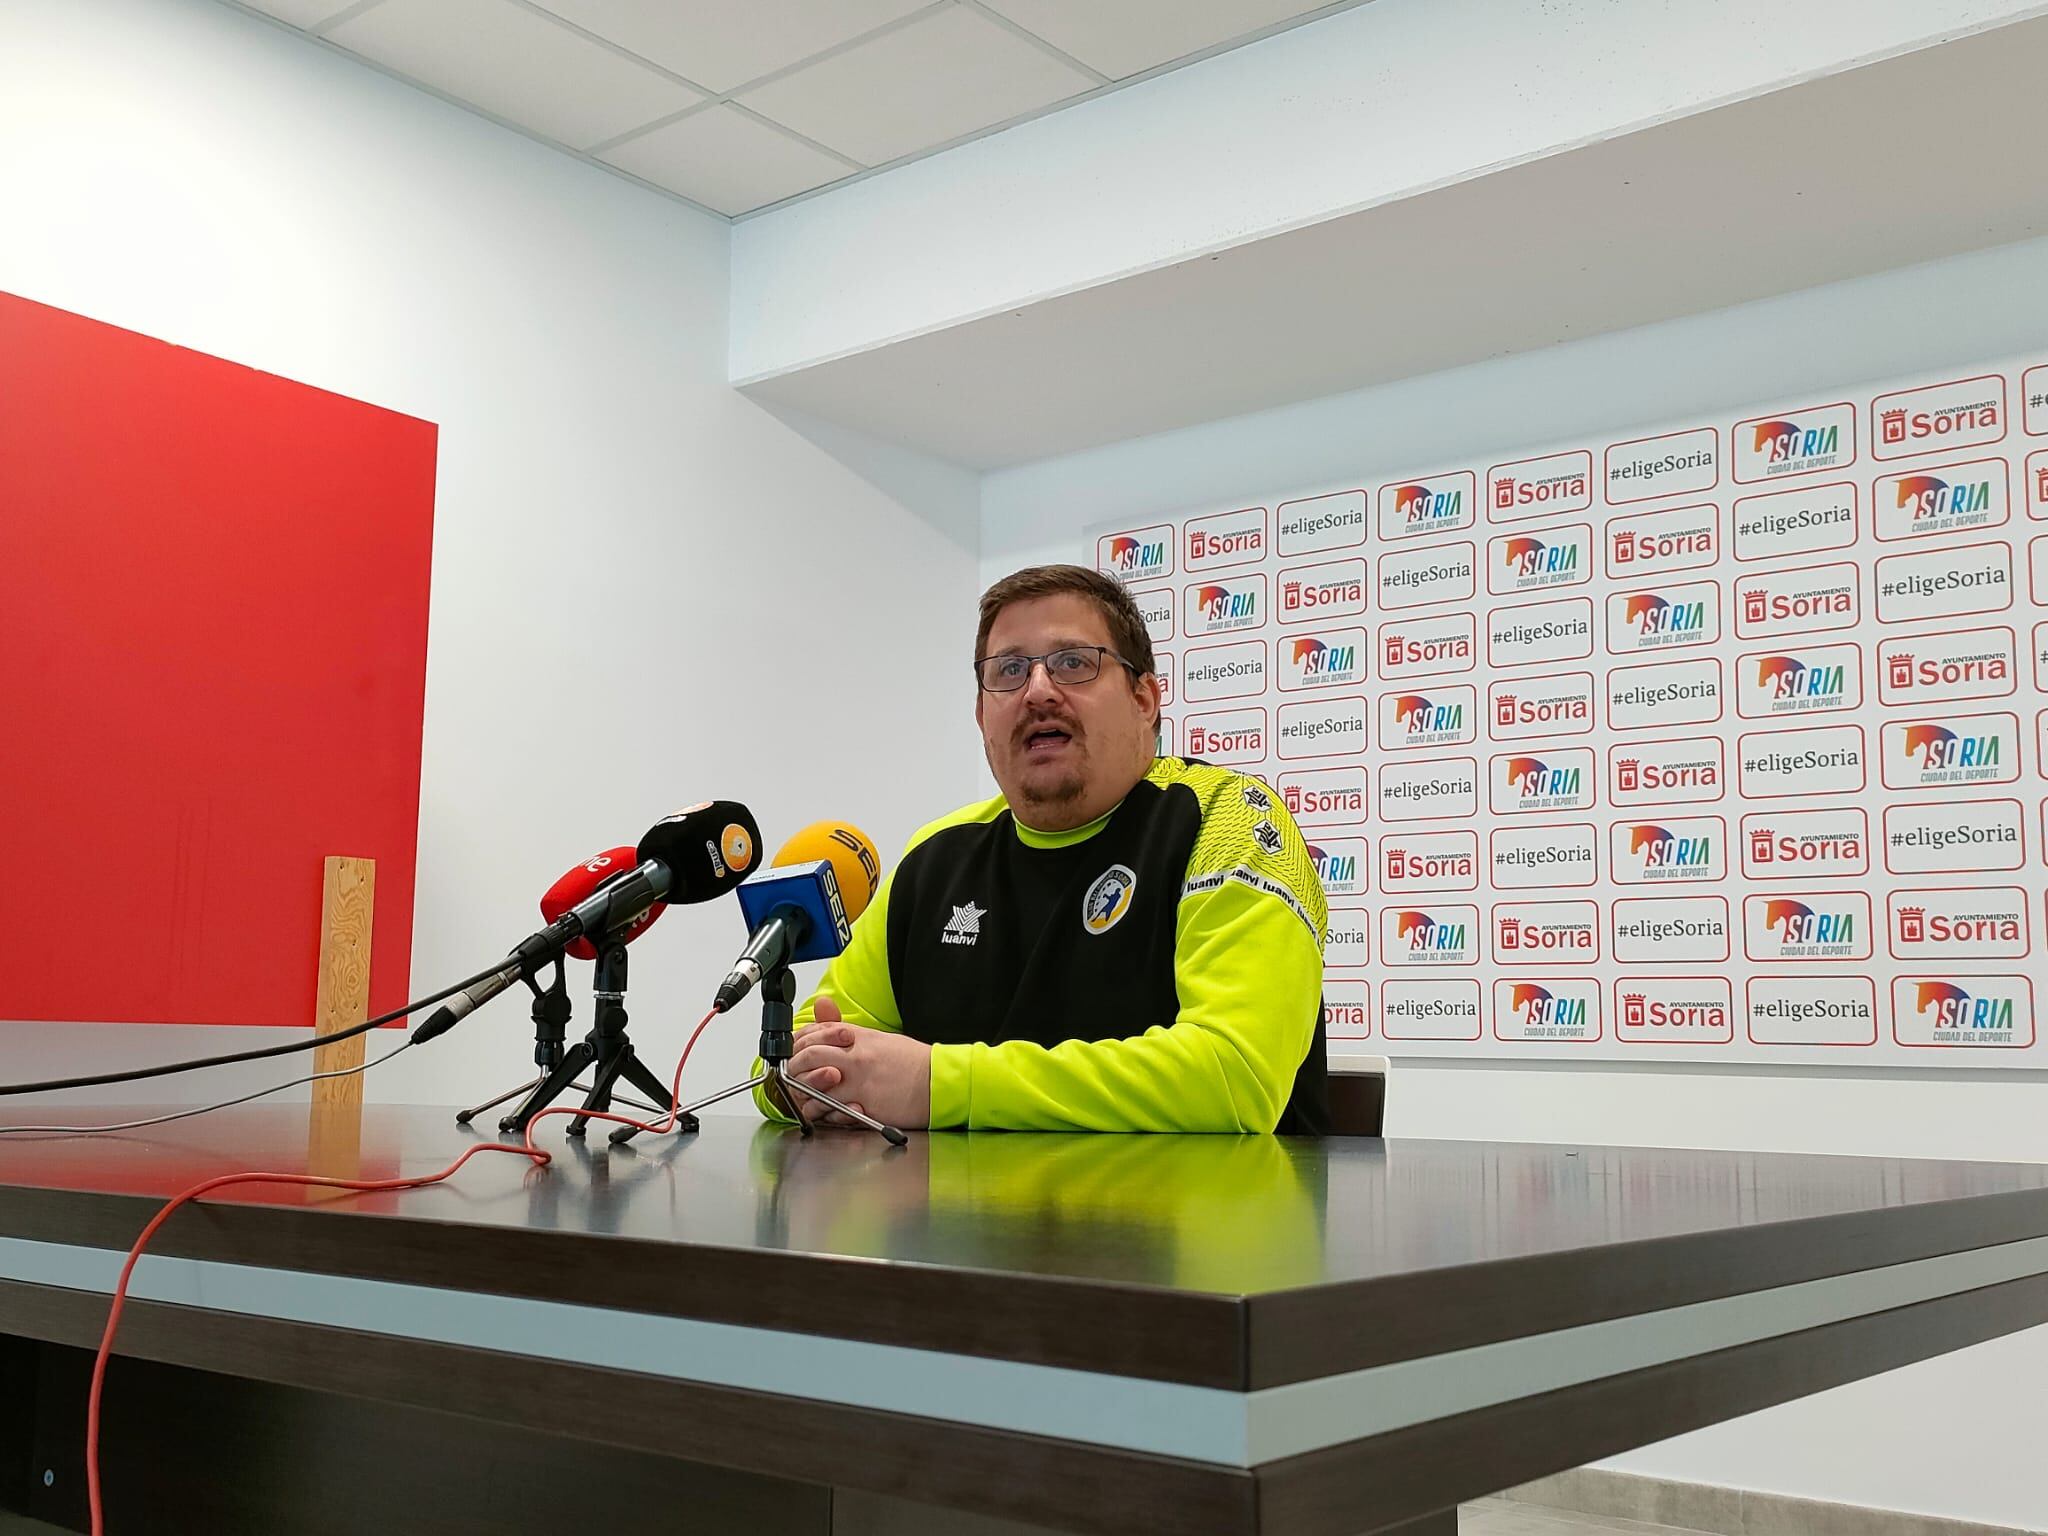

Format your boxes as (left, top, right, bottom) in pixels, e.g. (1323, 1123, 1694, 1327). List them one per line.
(975, 593, 1160, 831)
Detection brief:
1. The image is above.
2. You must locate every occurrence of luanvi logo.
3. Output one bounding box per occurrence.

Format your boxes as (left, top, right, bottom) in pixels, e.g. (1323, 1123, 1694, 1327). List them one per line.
(941, 901, 986, 947)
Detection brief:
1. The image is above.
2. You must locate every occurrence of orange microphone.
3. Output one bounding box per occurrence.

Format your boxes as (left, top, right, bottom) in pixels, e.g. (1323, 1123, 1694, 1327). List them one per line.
(714, 821, 882, 1011)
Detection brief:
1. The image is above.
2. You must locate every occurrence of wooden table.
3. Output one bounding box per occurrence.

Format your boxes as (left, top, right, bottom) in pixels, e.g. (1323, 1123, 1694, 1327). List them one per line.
(2, 1106, 2046, 1535)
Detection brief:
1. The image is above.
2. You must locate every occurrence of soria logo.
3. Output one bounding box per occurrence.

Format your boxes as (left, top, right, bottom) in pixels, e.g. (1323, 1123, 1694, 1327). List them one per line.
(1378, 470, 1476, 541)
(1875, 461, 2007, 542)
(1492, 901, 1599, 962)
(1380, 614, 1476, 679)
(1609, 738, 1723, 806)
(1381, 906, 1478, 967)
(1732, 404, 1854, 482)
(1614, 818, 1722, 883)
(1183, 707, 1267, 766)
(1278, 766, 1369, 827)
(1882, 714, 2019, 789)
(1608, 582, 1718, 654)
(1488, 450, 1594, 520)
(1494, 979, 1600, 1041)
(1488, 525, 1591, 595)
(1276, 627, 1367, 691)
(1734, 562, 1859, 638)
(1181, 575, 1265, 637)
(1871, 375, 2007, 460)
(1306, 836, 1368, 897)
(1741, 809, 1868, 879)
(1382, 686, 1475, 749)
(1736, 644, 1860, 718)
(1746, 894, 1869, 961)
(1617, 980, 1734, 1042)
(1488, 673, 1595, 740)
(1183, 506, 1268, 571)
(1097, 525, 1172, 582)
(1882, 800, 2025, 874)
(1893, 977, 2033, 1046)
(1381, 831, 1479, 893)
(1490, 750, 1594, 814)
(1279, 559, 1368, 622)
(1888, 888, 2029, 959)
(1606, 504, 1716, 577)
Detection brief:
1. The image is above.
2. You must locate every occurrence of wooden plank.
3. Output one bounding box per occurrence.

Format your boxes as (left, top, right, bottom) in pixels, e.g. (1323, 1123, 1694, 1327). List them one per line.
(309, 855, 374, 1110)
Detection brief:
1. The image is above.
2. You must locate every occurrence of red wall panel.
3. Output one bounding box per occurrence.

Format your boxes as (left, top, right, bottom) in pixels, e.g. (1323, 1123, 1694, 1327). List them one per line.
(1, 292, 434, 1027)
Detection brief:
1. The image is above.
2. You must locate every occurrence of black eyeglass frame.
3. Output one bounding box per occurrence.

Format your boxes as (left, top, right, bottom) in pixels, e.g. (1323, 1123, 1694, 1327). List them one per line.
(972, 645, 1145, 694)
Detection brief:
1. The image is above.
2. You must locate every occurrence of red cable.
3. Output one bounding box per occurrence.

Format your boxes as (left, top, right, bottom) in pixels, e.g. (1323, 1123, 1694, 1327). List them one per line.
(85, 1005, 723, 1536)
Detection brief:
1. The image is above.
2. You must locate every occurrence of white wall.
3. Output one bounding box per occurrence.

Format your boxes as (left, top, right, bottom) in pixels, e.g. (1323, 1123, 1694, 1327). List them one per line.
(983, 236, 2048, 1530)
(730, 0, 2046, 385)
(0, 0, 985, 1110)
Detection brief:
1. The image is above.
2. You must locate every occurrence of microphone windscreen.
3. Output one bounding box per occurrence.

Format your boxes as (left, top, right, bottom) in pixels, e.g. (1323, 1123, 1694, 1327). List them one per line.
(636, 801, 760, 902)
(772, 821, 882, 921)
(540, 846, 665, 960)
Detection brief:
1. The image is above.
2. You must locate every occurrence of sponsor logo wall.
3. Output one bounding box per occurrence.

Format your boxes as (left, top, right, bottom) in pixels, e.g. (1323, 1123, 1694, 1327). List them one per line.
(1089, 353, 2048, 1064)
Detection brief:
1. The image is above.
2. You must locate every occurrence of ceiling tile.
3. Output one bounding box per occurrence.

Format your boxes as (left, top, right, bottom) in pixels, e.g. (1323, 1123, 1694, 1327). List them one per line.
(738, 5, 1095, 168)
(325, 0, 705, 151)
(981, 0, 1336, 80)
(527, 0, 934, 95)
(600, 105, 852, 215)
(236, 0, 365, 27)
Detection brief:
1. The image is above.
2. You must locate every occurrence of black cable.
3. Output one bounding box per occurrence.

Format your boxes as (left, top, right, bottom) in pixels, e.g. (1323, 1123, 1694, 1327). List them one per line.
(0, 959, 510, 1097)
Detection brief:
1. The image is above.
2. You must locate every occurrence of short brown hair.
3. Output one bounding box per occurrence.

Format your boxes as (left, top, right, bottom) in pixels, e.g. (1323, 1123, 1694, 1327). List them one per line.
(975, 564, 1156, 680)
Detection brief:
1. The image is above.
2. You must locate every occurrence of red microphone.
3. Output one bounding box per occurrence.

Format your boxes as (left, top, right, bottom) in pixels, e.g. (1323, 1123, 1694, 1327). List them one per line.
(539, 847, 667, 960)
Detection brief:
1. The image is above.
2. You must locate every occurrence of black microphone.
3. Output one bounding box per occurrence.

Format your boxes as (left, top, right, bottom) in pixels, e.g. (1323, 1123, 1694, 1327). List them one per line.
(413, 801, 761, 1044)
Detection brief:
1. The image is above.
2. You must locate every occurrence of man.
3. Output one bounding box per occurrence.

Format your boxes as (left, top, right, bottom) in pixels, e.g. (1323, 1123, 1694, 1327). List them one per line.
(758, 564, 1329, 1134)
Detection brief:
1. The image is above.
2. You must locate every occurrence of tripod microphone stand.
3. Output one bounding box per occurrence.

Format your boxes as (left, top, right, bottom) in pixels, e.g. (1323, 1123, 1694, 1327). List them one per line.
(610, 963, 906, 1147)
(455, 941, 693, 1138)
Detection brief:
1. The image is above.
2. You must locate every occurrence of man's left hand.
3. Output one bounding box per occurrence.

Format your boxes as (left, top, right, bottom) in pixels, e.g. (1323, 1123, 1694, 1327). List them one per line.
(783, 997, 932, 1130)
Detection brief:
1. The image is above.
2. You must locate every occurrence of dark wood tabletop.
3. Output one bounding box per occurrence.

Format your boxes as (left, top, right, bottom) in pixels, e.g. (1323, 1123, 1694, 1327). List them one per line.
(4, 1107, 2048, 1536)
(2, 1106, 2047, 1388)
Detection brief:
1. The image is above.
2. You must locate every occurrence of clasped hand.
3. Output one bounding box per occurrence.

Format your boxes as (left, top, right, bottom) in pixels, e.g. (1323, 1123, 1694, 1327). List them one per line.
(777, 998, 931, 1130)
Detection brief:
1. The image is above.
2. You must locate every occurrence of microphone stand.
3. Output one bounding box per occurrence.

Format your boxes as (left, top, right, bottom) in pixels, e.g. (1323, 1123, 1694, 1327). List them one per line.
(610, 962, 906, 1147)
(457, 942, 693, 1138)
(455, 959, 572, 1126)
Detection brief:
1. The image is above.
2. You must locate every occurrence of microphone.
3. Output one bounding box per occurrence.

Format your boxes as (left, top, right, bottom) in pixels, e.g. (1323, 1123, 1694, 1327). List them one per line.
(712, 821, 882, 1013)
(413, 802, 761, 1044)
(540, 847, 667, 961)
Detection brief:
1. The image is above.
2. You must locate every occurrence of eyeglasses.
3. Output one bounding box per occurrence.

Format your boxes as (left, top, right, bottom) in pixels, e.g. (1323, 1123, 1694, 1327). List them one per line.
(974, 645, 1139, 693)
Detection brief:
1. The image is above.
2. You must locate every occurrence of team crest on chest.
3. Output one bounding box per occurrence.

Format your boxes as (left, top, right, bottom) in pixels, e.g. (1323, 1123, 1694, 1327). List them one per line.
(1081, 865, 1138, 936)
